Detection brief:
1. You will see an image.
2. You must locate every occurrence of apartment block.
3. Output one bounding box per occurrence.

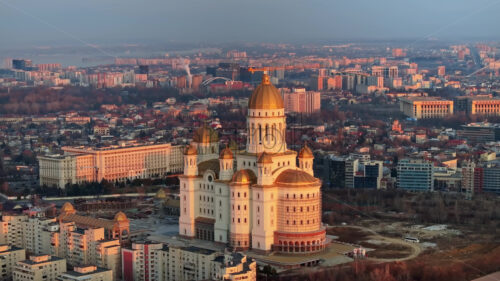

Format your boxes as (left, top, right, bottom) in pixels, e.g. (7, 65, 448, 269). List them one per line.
(122, 242, 256, 281)
(0, 245, 26, 280)
(13, 255, 66, 281)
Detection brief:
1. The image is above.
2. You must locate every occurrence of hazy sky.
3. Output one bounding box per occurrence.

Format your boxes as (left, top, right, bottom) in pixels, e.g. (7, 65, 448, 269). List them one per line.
(1, 0, 500, 49)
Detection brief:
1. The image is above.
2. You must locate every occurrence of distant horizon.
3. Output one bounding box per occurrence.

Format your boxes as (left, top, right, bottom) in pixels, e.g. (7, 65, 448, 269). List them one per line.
(2, 0, 500, 50)
(1, 36, 500, 51)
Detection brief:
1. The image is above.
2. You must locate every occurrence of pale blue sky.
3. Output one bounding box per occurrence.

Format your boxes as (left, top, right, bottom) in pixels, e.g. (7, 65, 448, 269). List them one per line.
(1, 0, 499, 48)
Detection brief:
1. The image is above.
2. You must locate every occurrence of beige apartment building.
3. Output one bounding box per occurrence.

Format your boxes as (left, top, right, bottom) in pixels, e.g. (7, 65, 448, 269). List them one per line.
(38, 143, 184, 188)
(400, 97, 454, 119)
(281, 88, 321, 114)
(51, 222, 121, 281)
(13, 255, 66, 281)
(0, 245, 26, 280)
(122, 242, 256, 281)
(0, 215, 57, 255)
(0, 208, 123, 280)
(56, 266, 113, 281)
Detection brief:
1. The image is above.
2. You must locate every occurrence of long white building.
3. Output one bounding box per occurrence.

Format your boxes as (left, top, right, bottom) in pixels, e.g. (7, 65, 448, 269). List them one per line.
(38, 143, 184, 188)
(179, 74, 327, 254)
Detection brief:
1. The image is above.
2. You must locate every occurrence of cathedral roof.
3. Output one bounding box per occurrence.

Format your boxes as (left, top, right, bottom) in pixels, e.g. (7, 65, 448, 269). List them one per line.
(198, 159, 220, 177)
(231, 169, 257, 185)
(298, 144, 314, 158)
(248, 74, 284, 110)
(275, 169, 320, 187)
(219, 147, 234, 159)
(193, 125, 219, 144)
(257, 152, 273, 164)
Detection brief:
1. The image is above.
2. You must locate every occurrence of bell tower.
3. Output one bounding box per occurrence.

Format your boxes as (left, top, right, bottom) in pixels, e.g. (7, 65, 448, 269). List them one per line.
(246, 74, 287, 154)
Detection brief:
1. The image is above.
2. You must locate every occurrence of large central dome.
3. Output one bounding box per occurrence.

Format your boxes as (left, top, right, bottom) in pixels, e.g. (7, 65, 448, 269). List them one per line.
(248, 74, 284, 110)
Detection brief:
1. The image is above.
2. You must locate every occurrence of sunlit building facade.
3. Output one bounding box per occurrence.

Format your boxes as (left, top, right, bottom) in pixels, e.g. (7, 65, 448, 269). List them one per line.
(400, 97, 454, 119)
(38, 143, 184, 188)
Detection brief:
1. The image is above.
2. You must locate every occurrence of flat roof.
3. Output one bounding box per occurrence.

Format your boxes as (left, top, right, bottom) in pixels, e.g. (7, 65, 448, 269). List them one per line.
(21, 256, 64, 265)
(61, 266, 111, 277)
(182, 246, 216, 255)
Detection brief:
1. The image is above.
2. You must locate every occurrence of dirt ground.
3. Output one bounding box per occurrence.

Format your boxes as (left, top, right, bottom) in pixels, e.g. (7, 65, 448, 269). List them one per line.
(327, 225, 421, 262)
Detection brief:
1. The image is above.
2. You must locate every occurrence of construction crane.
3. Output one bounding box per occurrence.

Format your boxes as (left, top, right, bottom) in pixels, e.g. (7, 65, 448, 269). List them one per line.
(247, 63, 321, 74)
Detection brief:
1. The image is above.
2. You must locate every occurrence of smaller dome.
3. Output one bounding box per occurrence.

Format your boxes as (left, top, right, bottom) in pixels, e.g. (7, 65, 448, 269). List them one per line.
(114, 211, 128, 222)
(193, 125, 219, 144)
(298, 144, 314, 158)
(231, 169, 256, 184)
(275, 169, 319, 186)
(184, 144, 197, 155)
(156, 188, 167, 199)
(61, 202, 75, 213)
(257, 152, 273, 164)
(219, 147, 234, 159)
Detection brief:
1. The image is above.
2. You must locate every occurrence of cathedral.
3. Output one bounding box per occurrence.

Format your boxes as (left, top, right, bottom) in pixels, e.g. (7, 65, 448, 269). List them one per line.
(179, 74, 327, 254)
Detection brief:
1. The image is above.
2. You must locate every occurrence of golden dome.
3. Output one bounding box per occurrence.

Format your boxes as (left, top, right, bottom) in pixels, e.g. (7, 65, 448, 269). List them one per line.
(61, 202, 75, 214)
(298, 144, 314, 158)
(219, 147, 234, 159)
(156, 188, 167, 199)
(114, 211, 129, 222)
(248, 74, 284, 110)
(184, 144, 197, 155)
(275, 169, 319, 186)
(257, 152, 273, 164)
(193, 125, 219, 144)
(231, 169, 256, 184)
